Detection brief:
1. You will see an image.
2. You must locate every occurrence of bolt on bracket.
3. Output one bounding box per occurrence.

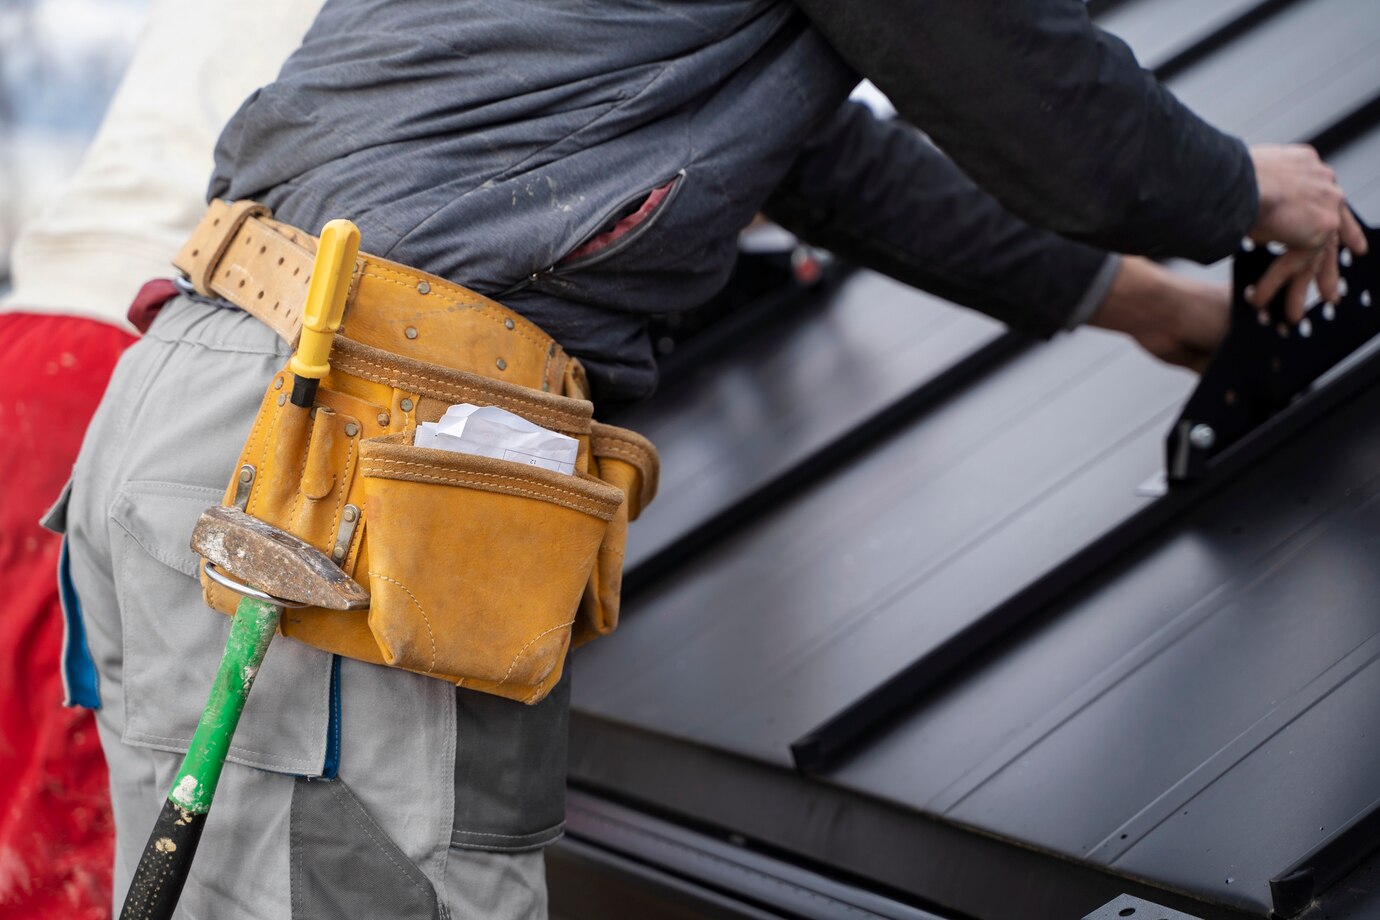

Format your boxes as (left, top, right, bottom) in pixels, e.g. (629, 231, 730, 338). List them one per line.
(1167, 210, 1379, 483)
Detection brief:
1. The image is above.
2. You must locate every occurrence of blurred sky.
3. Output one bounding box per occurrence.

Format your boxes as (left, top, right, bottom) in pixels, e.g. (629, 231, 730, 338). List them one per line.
(0, 0, 148, 284)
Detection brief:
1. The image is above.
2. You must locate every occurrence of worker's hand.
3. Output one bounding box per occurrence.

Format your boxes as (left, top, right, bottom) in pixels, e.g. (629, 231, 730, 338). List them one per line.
(1088, 256, 1229, 373)
(1248, 144, 1368, 321)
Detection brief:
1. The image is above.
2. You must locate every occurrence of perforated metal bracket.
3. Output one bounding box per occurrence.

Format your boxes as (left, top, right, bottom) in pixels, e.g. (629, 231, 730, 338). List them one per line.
(1167, 211, 1380, 482)
(1082, 893, 1205, 920)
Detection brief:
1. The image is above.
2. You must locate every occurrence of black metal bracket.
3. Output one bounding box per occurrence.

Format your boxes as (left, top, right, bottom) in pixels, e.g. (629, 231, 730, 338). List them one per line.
(1167, 213, 1380, 482)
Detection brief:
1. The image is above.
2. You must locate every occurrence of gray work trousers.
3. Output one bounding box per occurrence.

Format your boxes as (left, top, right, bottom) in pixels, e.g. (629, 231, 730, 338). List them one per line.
(56, 298, 562, 919)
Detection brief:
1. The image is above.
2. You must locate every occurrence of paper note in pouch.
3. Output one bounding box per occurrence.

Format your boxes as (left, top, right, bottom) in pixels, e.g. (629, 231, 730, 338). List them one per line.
(414, 403, 579, 475)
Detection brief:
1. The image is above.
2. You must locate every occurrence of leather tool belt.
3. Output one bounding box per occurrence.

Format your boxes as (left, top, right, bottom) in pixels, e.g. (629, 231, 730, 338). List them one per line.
(176, 199, 659, 704)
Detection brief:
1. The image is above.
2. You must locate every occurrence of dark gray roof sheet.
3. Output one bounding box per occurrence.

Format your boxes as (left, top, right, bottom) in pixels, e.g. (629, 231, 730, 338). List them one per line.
(567, 2, 1380, 918)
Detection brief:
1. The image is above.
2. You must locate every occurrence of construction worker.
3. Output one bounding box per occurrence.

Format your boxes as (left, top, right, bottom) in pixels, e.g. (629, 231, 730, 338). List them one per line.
(1, 0, 321, 914)
(56, 1, 1364, 917)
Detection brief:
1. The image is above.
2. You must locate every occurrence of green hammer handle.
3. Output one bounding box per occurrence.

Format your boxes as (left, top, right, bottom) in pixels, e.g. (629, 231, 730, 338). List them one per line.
(119, 596, 282, 920)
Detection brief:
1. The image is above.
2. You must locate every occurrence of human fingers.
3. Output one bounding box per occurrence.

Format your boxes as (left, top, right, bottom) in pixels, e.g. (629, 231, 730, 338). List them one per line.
(1250, 248, 1313, 310)
(1284, 256, 1317, 324)
(1340, 205, 1368, 256)
(1318, 234, 1341, 305)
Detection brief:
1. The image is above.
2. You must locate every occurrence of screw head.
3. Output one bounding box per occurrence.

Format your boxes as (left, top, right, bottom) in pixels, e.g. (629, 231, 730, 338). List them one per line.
(343, 505, 359, 523)
(277, 393, 287, 406)
(377, 412, 390, 426)
(399, 398, 414, 412)
(404, 326, 418, 340)
(274, 377, 284, 390)
(417, 281, 431, 295)
(238, 466, 254, 484)
(344, 422, 360, 437)
(504, 318, 515, 330)
(332, 545, 346, 561)
(496, 357, 507, 371)
(1189, 423, 1216, 450)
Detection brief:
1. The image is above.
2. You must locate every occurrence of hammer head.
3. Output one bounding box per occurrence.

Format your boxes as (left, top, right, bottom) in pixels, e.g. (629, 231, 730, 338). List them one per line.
(191, 505, 370, 610)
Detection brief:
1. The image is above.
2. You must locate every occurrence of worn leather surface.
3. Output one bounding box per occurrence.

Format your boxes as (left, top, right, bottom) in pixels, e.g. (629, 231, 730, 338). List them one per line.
(186, 201, 659, 700)
(174, 199, 577, 395)
(572, 423, 660, 645)
(201, 339, 653, 703)
(361, 434, 621, 702)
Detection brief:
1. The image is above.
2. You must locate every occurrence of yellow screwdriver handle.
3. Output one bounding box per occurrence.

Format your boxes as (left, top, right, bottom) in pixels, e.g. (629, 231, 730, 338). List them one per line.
(289, 219, 360, 382)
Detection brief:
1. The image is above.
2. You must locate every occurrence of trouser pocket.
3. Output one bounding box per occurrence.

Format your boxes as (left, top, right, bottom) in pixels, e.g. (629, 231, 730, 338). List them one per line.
(291, 777, 442, 920)
(359, 432, 623, 704)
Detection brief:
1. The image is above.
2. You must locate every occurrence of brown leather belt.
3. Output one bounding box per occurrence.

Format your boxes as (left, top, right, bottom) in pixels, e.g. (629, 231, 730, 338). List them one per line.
(173, 199, 586, 397)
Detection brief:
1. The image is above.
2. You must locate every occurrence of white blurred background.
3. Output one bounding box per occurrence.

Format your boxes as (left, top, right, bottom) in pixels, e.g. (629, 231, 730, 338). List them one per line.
(0, 0, 147, 290)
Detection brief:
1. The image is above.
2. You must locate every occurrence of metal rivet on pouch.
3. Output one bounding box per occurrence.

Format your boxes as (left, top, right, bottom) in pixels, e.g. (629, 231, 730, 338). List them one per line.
(238, 467, 254, 484)
(332, 545, 346, 561)
(404, 326, 418, 339)
(417, 281, 431, 295)
(504, 318, 515, 330)
(344, 422, 360, 437)
(274, 377, 283, 390)
(377, 412, 390, 426)
(399, 398, 414, 412)
(343, 506, 359, 523)
(496, 358, 507, 371)
(277, 394, 286, 406)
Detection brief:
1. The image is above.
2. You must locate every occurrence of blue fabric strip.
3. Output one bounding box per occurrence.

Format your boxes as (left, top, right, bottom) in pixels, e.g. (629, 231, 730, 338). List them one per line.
(58, 538, 101, 710)
(322, 654, 342, 780)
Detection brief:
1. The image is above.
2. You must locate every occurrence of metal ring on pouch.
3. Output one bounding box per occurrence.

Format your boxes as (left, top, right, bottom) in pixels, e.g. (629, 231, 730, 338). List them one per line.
(202, 562, 312, 608)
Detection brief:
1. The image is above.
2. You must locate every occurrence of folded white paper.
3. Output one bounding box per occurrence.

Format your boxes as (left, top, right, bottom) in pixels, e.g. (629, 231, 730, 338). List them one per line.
(414, 403, 579, 475)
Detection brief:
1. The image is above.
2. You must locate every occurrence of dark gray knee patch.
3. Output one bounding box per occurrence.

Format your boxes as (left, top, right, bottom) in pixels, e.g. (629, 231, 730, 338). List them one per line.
(290, 777, 441, 920)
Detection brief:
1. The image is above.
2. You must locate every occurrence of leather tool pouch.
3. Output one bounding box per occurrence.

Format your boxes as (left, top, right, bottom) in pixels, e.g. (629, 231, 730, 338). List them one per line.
(204, 337, 656, 703)
(184, 199, 660, 704)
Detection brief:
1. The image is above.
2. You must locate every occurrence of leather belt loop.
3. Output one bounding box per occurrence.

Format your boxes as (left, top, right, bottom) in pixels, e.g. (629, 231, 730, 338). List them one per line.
(173, 199, 272, 296)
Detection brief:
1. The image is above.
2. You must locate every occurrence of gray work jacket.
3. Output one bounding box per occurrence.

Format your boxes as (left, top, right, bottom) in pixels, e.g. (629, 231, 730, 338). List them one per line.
(211, 0, 1255, 403)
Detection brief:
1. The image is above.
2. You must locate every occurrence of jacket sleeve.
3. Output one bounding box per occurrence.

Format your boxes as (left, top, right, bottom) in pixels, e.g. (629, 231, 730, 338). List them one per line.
(791, 0, 1258, 263)
(763, 101, 1120, 338)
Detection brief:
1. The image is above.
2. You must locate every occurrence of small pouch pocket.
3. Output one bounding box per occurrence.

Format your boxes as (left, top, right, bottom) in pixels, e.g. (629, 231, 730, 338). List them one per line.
(202, 332, 656, 703)
(359, 432, 624, 703)
(575, 422, 660, 645)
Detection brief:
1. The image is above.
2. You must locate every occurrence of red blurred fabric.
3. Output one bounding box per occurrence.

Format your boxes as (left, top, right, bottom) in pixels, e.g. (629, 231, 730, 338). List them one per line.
(126, 279, 177, 335)
(0, 312, 135, 919)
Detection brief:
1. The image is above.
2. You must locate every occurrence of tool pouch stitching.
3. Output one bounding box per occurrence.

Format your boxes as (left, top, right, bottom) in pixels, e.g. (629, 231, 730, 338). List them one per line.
(201, 347, 654, 704)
